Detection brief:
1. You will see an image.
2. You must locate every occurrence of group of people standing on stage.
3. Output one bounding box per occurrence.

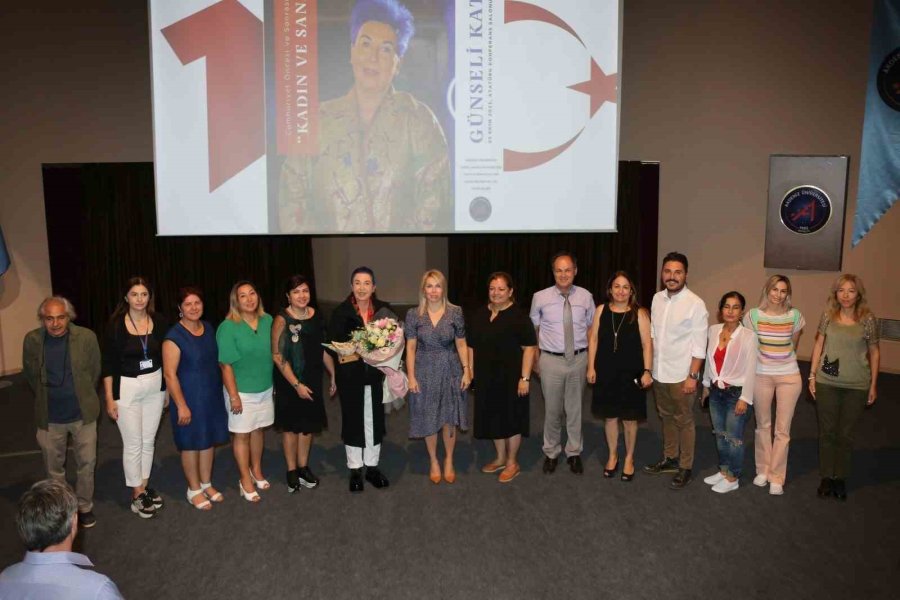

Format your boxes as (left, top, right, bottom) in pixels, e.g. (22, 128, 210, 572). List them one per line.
(575, 251, 879, 500)
(20, 252, 881, 525)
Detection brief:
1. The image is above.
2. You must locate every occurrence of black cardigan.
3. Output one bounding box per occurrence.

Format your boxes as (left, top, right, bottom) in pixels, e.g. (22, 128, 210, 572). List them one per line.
(101, 313, 170, 400)
(328, 299, 394, 447)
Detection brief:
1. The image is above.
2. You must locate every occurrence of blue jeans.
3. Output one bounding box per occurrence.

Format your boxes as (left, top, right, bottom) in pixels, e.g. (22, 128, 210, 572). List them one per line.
(709, 386, 753, 479)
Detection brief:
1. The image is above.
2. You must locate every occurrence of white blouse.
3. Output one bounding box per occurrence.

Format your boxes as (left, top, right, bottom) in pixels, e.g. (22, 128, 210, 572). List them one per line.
(702, 323, 758, 404)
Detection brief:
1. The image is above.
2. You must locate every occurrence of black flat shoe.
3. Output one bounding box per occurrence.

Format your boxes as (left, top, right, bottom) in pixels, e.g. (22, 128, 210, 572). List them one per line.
(365, 466, 390, 489)
(349, 469, 364, 493)
(620, 469, 635, 482)
(567, 455, 584, 475)
(817, 478, 833, 498)
(832, 479, 847, 501)
(669, 469, 693, 490)
(603, 460, 619, 478)
(643, 457, 679, 475)
(543, 456, 559, 474)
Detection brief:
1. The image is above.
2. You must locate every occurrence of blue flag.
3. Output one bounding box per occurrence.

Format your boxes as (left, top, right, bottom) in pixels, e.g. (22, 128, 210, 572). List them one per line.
(0, 225, 10, 276)
(854, 0, 900, 246)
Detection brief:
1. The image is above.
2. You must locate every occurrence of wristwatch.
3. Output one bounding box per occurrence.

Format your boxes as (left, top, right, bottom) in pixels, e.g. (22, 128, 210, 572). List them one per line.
(520, 376, 530, 382)
(688, 372, 700, 381)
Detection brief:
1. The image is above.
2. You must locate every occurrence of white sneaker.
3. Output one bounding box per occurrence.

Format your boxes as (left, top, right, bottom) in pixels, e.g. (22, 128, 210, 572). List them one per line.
(712, 478, 740, 494)
(753, 474, 768, 487)
(703, 472, 726, 485)
(769, 483, 784, 495)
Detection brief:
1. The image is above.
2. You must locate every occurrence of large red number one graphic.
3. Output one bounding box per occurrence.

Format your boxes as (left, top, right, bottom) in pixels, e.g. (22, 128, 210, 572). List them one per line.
(162, 0, 264, 192)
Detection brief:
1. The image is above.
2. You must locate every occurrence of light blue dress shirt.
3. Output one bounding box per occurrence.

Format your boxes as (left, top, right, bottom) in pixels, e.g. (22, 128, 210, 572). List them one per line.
(0, 551, 123, 599)
(529, 285, 595, 353)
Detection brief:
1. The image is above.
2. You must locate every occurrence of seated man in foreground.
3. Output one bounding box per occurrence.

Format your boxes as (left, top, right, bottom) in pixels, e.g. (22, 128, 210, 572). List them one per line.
(0, 480, 123, 599)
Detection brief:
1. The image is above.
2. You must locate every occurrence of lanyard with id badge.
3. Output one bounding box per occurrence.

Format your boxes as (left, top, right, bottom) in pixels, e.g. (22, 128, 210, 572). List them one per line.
(129, 313, 154, 370)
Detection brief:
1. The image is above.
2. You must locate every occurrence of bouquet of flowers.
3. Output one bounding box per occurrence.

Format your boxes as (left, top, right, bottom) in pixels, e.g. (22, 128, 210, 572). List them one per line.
(324, 317, 408, 401)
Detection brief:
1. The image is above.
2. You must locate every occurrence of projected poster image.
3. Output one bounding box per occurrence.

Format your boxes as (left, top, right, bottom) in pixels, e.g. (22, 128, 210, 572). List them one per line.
(275, 0, 453, 233)
(150, 0, 621, 235)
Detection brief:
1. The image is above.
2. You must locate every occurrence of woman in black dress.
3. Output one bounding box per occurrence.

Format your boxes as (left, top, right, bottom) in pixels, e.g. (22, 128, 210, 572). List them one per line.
(468, 272, 537, 483)
(271, 275, 336, 492)
(586, 271, 652, 481)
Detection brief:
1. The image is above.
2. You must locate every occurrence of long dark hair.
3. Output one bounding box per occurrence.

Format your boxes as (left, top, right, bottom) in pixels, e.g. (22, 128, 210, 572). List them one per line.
(110, 276, 155, 322)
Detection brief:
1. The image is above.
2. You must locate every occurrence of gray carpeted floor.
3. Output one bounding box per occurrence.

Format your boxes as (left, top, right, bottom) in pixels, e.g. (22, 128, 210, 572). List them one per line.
(1, 365, 899, 600)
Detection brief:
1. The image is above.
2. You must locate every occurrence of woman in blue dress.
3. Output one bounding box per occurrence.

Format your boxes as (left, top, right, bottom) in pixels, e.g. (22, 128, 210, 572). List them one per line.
(405, 270, 471, 484)
(162, 287, 230, 510)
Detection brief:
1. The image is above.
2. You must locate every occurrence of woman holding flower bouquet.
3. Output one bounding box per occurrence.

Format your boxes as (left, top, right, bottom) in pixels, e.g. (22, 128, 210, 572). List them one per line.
(405, 270, 471, 484)
(271, 275, 337, 492)
(328, 266, 395, 493)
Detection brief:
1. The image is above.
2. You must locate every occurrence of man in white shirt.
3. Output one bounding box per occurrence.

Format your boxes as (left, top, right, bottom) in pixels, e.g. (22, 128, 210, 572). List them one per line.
(643, 252, 709, 489)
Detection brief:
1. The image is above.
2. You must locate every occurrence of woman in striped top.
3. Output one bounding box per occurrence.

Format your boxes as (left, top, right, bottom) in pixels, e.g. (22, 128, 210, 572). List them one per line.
(743, 275, 805, 495)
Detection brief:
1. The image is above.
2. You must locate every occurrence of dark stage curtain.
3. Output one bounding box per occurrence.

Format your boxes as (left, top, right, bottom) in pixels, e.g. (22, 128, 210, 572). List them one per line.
(42, 163, 315, 335)
(447, 161, 659, 312)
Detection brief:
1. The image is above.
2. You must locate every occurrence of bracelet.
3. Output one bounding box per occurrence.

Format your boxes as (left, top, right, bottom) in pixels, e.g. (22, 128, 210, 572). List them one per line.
(520, 376, 530, 382)
(642, 369, 652, 375)
(293, 381, 302, 388)
(808, 374, 816, 380)
(462, 364, 470, 369)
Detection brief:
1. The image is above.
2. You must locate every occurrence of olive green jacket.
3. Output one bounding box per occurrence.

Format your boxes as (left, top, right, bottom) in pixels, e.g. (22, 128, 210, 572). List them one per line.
(22, 324, 102, 429)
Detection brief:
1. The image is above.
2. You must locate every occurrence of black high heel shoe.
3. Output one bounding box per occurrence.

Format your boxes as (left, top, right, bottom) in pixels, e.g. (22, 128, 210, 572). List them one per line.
(620, 469, 635, 482)
(603, 460, 619, 478)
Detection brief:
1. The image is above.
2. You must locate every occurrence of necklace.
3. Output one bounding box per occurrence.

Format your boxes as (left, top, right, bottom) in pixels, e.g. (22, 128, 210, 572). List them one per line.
(610, 309, 627, 353)
(289, 306, 310, 319)
(719, 324, 738, 347)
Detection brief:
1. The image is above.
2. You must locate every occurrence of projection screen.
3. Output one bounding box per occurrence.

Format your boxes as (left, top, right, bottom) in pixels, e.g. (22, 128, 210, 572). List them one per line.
(150, 0, 622, 235)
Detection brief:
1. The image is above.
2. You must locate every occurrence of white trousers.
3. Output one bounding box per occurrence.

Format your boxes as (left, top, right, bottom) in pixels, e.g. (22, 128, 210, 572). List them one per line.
(116, 370, 165, 487)
(345, 386, 380, 469)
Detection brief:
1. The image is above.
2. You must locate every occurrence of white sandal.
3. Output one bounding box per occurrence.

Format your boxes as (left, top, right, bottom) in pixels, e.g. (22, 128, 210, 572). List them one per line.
(238, 480, 260, 502)
(200, 482, 224, 503)
(186, 488, 212, 510)
(249, 472, 271, 490)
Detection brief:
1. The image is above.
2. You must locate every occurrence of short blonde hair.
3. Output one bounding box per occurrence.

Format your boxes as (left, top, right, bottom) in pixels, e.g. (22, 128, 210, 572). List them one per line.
(227, 281, 265, 322)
